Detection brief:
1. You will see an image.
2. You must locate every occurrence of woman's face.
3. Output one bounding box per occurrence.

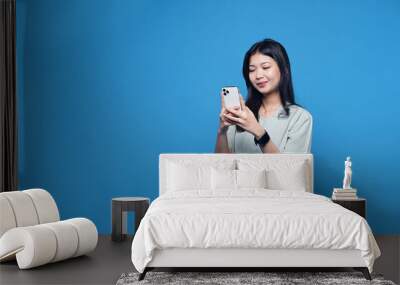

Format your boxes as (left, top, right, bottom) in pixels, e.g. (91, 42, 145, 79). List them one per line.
(248, 52, 281, 95)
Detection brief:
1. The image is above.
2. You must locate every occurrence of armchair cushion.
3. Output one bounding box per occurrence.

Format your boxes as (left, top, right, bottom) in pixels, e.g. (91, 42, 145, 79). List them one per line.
(0, 218, 97, 269)
(0, 189, 97, 269)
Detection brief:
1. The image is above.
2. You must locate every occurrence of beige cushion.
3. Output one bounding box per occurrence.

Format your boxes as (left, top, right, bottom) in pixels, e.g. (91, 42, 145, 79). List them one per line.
(0, 196, 17, 237)
(0, 191, 40, 227)
(24, 189, 60, 223)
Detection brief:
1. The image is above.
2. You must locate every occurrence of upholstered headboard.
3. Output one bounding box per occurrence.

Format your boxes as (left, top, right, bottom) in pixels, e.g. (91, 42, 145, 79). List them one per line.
(159, 153, 314, 195)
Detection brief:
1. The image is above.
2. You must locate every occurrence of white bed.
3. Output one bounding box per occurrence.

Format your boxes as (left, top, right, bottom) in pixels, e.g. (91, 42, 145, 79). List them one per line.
(131, 154, 380, 280)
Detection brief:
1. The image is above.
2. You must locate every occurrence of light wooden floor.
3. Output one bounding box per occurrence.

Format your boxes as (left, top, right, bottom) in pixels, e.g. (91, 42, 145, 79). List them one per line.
(0, 235, 399, 285)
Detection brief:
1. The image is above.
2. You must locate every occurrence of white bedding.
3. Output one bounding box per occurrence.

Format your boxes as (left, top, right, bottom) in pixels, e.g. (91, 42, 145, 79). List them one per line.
(131, 190, 380, 273)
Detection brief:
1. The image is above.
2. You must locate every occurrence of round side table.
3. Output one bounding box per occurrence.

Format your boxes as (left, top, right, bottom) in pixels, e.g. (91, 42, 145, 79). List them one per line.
(111, 197, 149, 242)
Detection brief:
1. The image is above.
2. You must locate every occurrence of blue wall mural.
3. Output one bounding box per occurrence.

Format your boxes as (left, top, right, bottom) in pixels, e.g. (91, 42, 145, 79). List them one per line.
(16, 0, 400, 234)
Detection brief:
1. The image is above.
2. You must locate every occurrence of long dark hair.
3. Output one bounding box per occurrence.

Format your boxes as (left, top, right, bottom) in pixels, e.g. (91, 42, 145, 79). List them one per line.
(238, 38, 297, 132)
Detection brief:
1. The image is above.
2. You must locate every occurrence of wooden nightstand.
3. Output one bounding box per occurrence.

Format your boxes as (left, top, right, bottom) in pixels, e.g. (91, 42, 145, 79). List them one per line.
(111, 197, 150, 242)
(332, 198, 366, 218)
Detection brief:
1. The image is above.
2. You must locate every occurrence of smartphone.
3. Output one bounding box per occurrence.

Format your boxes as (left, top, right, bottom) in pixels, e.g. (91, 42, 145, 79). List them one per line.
(222, 86, 241, 110)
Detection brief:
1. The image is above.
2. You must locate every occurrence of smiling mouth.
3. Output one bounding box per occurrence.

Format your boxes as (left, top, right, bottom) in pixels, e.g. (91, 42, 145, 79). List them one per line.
(256, 81, 269, 87)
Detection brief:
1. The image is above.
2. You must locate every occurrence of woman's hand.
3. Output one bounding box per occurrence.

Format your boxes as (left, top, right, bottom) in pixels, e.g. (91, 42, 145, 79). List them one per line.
(224, 95, 265, 139)
(218, 91, 237, 134)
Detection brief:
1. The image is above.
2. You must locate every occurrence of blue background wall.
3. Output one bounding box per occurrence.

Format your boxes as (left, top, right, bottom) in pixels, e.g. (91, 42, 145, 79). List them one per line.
(16, 0, 400, 234)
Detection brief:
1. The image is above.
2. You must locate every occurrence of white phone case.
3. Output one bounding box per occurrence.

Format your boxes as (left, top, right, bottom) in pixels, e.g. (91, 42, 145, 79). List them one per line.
(222, 87, 241, 110)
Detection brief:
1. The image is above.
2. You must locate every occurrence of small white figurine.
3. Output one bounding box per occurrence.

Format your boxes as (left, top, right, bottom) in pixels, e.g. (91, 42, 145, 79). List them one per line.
(342, 156, 352, 189)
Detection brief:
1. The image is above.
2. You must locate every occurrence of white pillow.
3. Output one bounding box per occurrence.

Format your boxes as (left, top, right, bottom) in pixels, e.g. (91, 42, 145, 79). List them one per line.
(211, 169, 268, 190)
(265, 162, 308, 191)
(166, 159, 236, 192)
(167, 162, 211, 191)
(211, 168, 236, 190)
(237, 159, 309, 191)
(236, 169, 268, 188)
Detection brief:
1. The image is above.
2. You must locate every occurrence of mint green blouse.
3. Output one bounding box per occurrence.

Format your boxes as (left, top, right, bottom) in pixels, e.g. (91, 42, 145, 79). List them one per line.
(226, 105, 312, 153)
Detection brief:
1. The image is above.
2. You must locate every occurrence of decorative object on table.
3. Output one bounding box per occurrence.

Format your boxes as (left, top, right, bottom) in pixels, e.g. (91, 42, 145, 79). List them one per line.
(332, 198, 366, 218)
(332, 156, 358, 200)
(0, 189, 98, 269)
(112, 197, 149, 242)
(343, 156, 352, 189)
(116, 271, 394, 285)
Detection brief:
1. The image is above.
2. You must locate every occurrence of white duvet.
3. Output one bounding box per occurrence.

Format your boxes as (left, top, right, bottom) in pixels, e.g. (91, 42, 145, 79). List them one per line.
(131, 189, 380, 273)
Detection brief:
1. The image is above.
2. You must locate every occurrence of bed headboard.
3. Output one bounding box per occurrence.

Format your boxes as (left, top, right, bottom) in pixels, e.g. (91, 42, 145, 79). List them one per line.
(159, 153, 314, 195)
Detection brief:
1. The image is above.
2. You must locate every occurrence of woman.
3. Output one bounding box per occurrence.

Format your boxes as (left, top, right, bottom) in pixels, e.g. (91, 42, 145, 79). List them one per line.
(215, 38, 312, 153)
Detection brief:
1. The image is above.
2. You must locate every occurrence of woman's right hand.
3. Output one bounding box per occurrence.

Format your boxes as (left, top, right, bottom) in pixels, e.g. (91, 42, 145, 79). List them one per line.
(218, 91, 236, 134)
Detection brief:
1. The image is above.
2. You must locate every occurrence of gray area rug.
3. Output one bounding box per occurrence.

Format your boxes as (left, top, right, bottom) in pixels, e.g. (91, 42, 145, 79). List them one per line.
(116, 271, 396, 285)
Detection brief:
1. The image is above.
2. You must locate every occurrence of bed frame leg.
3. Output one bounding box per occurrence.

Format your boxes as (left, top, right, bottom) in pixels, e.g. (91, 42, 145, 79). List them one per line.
(138, 268, 148, 281)
(354, 267, 371, 280)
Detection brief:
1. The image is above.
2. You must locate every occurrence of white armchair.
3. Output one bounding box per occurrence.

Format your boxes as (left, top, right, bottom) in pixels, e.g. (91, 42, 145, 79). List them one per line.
(0, 189, 98, 269)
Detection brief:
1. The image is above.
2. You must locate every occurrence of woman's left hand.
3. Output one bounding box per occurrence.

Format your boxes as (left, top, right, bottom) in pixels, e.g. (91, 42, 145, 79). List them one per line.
(224, 95, 265, 138)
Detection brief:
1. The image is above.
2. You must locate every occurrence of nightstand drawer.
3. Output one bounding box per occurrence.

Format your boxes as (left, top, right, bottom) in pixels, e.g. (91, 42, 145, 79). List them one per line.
(332, 198, 366, 218)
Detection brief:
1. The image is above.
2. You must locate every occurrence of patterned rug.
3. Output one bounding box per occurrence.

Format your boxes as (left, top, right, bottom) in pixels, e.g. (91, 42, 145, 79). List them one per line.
(116, 271, 396, 285)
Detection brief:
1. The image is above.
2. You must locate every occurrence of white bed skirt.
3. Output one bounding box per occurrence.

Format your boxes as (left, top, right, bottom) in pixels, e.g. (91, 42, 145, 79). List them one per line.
(148, 248, 366, 268)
